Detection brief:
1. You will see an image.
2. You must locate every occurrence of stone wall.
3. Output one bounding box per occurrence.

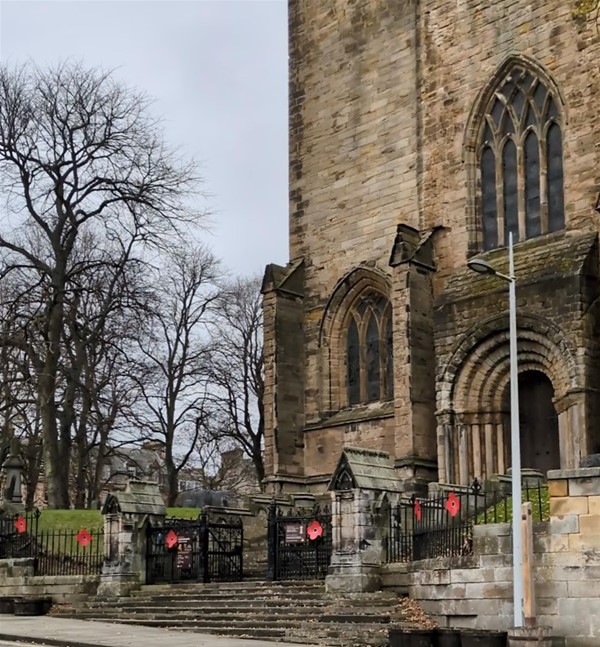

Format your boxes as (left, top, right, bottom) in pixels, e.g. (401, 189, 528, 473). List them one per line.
(263, 0, 600, 492)
(0, 558, 98, 603)
(381, 468, 600, 646)
(419, 0, 600, 282)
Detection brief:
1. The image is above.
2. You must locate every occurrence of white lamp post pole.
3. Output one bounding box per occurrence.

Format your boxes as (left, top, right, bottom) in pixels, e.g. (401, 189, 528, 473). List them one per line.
(508, 231, 524, 628)
(467, 230, 523, 627)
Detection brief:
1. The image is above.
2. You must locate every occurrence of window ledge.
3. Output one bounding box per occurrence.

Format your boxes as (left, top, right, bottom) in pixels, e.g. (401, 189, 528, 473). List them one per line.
(306, 400, 394, 432)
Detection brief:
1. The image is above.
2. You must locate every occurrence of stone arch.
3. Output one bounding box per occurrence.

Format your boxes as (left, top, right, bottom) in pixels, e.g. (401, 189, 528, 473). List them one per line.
(462, 54, 567, 255)
(318, 265, 392, 414)
(437, 313, 581, 483)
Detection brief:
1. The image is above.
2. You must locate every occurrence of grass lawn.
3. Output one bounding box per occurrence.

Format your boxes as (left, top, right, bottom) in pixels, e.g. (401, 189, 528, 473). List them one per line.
(475, 486, 550, 524)
(33, 507, 201, 532)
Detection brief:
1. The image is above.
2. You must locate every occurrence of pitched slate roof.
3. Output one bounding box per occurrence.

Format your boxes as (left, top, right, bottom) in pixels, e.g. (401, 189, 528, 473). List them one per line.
(328, 446, 401, 492)
(101, 479, 166, 516)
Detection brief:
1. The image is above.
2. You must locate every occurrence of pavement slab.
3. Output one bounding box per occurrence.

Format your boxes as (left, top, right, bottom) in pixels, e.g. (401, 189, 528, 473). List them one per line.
(0, 616, 311, 647)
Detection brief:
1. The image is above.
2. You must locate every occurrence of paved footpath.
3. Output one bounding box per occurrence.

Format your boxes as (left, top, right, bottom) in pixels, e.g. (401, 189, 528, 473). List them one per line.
(0, 617, 310, 647)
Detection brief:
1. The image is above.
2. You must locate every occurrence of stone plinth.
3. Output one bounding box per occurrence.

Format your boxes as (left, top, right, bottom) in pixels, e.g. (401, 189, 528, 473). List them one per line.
(326, 548, 380, 593)
(325, 488, 383, 593)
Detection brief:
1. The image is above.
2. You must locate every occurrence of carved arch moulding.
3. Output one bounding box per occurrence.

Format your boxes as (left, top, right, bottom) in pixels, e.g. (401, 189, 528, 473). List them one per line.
(436, 313, 584, 483)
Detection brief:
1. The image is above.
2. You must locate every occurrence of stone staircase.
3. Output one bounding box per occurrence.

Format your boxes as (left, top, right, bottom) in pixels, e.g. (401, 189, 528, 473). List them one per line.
(53, 580, 431, 646)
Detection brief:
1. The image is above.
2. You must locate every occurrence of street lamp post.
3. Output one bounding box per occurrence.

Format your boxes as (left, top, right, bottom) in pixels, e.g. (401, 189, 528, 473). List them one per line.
(467, 231, 523, 628)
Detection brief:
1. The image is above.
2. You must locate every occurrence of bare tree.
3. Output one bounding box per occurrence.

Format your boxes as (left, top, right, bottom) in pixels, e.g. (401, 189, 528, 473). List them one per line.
(0, 62, 204, 507)
(0, 277, 45, 508)
(61, 233, 155, 507)
(204, 276, 264, 490)
(132, 246, 221, 505)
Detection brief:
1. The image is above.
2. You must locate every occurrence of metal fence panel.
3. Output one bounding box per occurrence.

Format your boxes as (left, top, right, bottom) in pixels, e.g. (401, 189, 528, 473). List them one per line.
(267, 504, 332, 580)
(0, 511, 104, 576)
(146, 512, 243, 584)
(384, 481, 548, 563)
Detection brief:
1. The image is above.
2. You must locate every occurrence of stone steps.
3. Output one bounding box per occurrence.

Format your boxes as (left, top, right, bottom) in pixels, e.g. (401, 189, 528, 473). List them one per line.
(81, 597, 397, 609)
(131, 580, 324, 595)
(72, 604, 395, 616)
(54, 579, 425, 646)
(70, 610, 394, 624)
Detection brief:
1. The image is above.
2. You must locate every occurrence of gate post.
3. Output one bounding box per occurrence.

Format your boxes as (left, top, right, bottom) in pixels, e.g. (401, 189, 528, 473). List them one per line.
(266, 501, 277, 581)
(325, 488, 383, 593)
(98, 480, 166, 597)
(199, 510, 210, 583)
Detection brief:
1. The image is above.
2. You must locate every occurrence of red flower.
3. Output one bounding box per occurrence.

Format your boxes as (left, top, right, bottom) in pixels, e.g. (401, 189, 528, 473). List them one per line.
(165, 529, 179, 549)
(306, 520, 323, 541)
(414, 499, 422, 522)
(445, 492, 460, 517)
(76, 529, 92, 547)
(14, 516, 26, 534)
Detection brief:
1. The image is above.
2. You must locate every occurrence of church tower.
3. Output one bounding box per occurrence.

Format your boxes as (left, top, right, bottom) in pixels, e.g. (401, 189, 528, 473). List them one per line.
(263, 0, 600, 494)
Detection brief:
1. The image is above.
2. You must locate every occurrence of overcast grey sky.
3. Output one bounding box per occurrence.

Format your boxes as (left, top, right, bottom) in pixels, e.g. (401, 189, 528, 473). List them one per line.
(0, 0, 289, 277)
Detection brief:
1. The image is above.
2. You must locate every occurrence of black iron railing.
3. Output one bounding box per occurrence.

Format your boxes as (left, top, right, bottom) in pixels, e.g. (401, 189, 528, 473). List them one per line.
(384, 481, 549, 563)
(267, 504, 332, 581)
(0, 510, 105, 576)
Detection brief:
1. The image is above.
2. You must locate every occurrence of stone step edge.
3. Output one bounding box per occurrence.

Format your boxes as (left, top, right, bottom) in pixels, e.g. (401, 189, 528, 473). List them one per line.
(56, 614, 396, 626)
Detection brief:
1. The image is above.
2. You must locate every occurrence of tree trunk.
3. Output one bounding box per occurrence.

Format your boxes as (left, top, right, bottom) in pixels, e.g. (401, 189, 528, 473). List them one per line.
(165, 451, 178, 507)
(39, 275, 70, 509)
(24, 443, 42, 510)
(72, 376, 91, 508)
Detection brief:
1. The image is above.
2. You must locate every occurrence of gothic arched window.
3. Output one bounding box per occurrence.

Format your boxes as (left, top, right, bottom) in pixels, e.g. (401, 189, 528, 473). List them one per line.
(345, 292, 393, 405)
(478, 65, 564, 250)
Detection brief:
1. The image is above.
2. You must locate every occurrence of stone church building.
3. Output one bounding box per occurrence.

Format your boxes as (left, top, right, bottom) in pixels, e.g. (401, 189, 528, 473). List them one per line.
(262, 0, 600, 495)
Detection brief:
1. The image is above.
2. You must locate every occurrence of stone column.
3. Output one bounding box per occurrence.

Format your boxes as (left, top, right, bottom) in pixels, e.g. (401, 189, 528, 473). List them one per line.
(325, 488, 382, 593)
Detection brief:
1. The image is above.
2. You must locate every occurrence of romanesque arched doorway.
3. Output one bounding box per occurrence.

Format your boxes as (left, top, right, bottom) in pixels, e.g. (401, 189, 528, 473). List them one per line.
(503, 370, 560, 475)
(437, 314, 582, 485)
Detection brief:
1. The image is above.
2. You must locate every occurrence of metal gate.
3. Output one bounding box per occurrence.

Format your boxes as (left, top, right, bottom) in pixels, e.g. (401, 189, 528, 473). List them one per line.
(267, 504, 332, 580)
(146, 512, 243, 584)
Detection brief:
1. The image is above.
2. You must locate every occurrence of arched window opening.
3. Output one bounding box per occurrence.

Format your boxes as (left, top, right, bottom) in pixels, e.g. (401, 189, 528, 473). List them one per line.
(547, 122, 565, 232)
(524, 130, 541, 238)
(365, 313, 380, 402)
(344, 291, 393, 406)
(503, 139, 519, 244)
(478, 64, 564, 250)
(481, 147, 498, 250)
(347, 317, 360, 406)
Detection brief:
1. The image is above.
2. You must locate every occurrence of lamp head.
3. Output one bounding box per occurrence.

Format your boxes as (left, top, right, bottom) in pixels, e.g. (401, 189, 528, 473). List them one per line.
(467, 258, 498, 276)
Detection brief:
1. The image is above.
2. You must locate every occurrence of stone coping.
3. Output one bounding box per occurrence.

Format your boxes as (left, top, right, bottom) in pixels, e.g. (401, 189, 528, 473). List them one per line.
(547, 467, 600, 480)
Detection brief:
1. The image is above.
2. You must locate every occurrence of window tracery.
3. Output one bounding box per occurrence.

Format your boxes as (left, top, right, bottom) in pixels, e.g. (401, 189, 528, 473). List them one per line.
(478, 64, 564, 250)
(345, 291, 393, 406)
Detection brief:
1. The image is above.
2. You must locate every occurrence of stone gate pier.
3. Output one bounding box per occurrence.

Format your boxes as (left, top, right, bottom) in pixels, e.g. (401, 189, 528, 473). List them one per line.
(98, 480, 166, 597)
(326, 447, 400, 593)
